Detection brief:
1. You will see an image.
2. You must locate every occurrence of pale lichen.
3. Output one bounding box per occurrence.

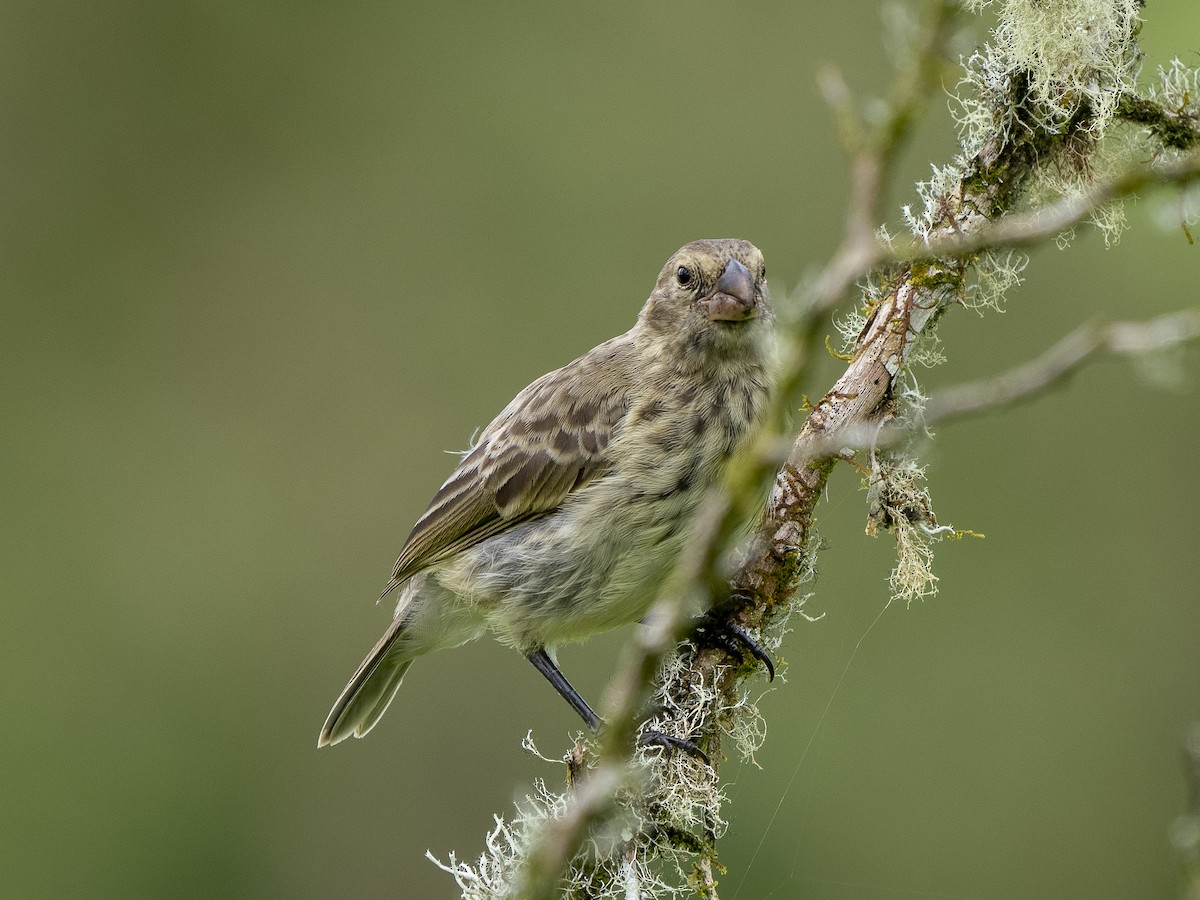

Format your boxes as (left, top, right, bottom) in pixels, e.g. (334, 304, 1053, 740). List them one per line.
(992, 0, 1142, 132)
(964, 248, 1027, 312)
(1145, 58, 1200, 118)
(865, 454, 949, 605)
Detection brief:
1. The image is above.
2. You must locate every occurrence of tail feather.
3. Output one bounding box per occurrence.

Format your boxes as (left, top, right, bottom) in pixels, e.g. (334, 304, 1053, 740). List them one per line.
(318, 618, 415, 747)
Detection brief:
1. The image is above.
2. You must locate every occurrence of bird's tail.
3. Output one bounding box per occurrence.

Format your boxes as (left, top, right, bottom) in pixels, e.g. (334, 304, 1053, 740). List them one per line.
(318, 617, 415, 747)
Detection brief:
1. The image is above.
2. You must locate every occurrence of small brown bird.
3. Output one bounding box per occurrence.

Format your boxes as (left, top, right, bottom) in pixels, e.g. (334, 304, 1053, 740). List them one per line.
(319, 239, 774, 747)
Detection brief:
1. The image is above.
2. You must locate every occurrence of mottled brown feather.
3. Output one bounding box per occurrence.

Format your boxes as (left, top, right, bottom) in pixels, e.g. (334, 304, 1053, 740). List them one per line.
(382, 339, 632, 594)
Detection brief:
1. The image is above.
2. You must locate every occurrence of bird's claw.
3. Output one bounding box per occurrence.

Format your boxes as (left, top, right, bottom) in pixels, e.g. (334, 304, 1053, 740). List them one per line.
(692, 610, 775, 681)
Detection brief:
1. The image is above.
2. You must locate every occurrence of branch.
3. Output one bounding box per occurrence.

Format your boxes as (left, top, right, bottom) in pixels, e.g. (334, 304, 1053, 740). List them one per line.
(924, 309, 1200, 424)
(892, 153, 1200, 263)
(746, 306, 1200, 470)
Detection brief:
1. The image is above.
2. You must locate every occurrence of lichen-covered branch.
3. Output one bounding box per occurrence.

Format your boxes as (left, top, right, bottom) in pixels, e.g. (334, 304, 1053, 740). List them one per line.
(437, 3, 1200, 898)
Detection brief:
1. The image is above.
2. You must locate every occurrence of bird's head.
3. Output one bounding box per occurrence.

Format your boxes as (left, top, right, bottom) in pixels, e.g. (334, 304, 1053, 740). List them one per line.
(638, 239, 773, 362)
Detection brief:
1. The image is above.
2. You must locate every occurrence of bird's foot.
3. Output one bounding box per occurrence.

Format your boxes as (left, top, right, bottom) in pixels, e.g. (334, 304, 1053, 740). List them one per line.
(637, 729, 710, 765)
(691, 608, 775, 681)
(632, 702, 710, 764)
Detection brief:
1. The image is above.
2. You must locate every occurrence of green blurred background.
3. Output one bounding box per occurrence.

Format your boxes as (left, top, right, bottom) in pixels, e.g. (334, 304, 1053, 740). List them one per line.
(3, 2, 1198, 898)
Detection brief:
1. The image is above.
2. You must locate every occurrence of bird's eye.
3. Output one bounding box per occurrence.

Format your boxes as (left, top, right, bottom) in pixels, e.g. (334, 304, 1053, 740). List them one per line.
(676, 266, 693, 286)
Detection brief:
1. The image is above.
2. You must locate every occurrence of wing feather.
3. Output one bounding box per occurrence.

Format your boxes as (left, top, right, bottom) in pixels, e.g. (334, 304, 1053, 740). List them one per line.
(382, 339, 632, 594)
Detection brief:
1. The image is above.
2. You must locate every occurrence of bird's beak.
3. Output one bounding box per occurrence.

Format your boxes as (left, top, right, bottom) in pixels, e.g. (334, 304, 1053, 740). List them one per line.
(702, 259, 757, 322)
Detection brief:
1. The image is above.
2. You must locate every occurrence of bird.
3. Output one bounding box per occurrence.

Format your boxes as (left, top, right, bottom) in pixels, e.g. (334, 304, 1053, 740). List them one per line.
(319, 238, 775, 748)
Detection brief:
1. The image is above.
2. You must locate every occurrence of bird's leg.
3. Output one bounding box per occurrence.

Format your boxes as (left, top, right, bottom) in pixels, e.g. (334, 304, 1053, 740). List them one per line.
(528, 648, 601, 732)
(691, 602, 775, 681)
(526, 648, 709, 764)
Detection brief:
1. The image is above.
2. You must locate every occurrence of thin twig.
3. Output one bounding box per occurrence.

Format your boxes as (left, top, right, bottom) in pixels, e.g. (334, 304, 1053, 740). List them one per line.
(924, 309, 1200, 423)
(777, 307, 1200, 460)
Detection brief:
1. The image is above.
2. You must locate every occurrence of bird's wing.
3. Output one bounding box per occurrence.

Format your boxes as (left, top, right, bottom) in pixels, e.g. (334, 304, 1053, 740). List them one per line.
(383, 343, 632, 593)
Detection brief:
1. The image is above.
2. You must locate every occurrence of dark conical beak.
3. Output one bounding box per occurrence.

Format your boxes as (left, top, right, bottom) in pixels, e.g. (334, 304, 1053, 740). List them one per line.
(704, 258, 757, 322)
(718, 259, 754, 304)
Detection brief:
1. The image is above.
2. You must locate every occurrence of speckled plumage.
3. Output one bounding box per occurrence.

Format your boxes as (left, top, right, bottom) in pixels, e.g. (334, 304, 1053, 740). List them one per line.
(320, 239, 775, 746)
